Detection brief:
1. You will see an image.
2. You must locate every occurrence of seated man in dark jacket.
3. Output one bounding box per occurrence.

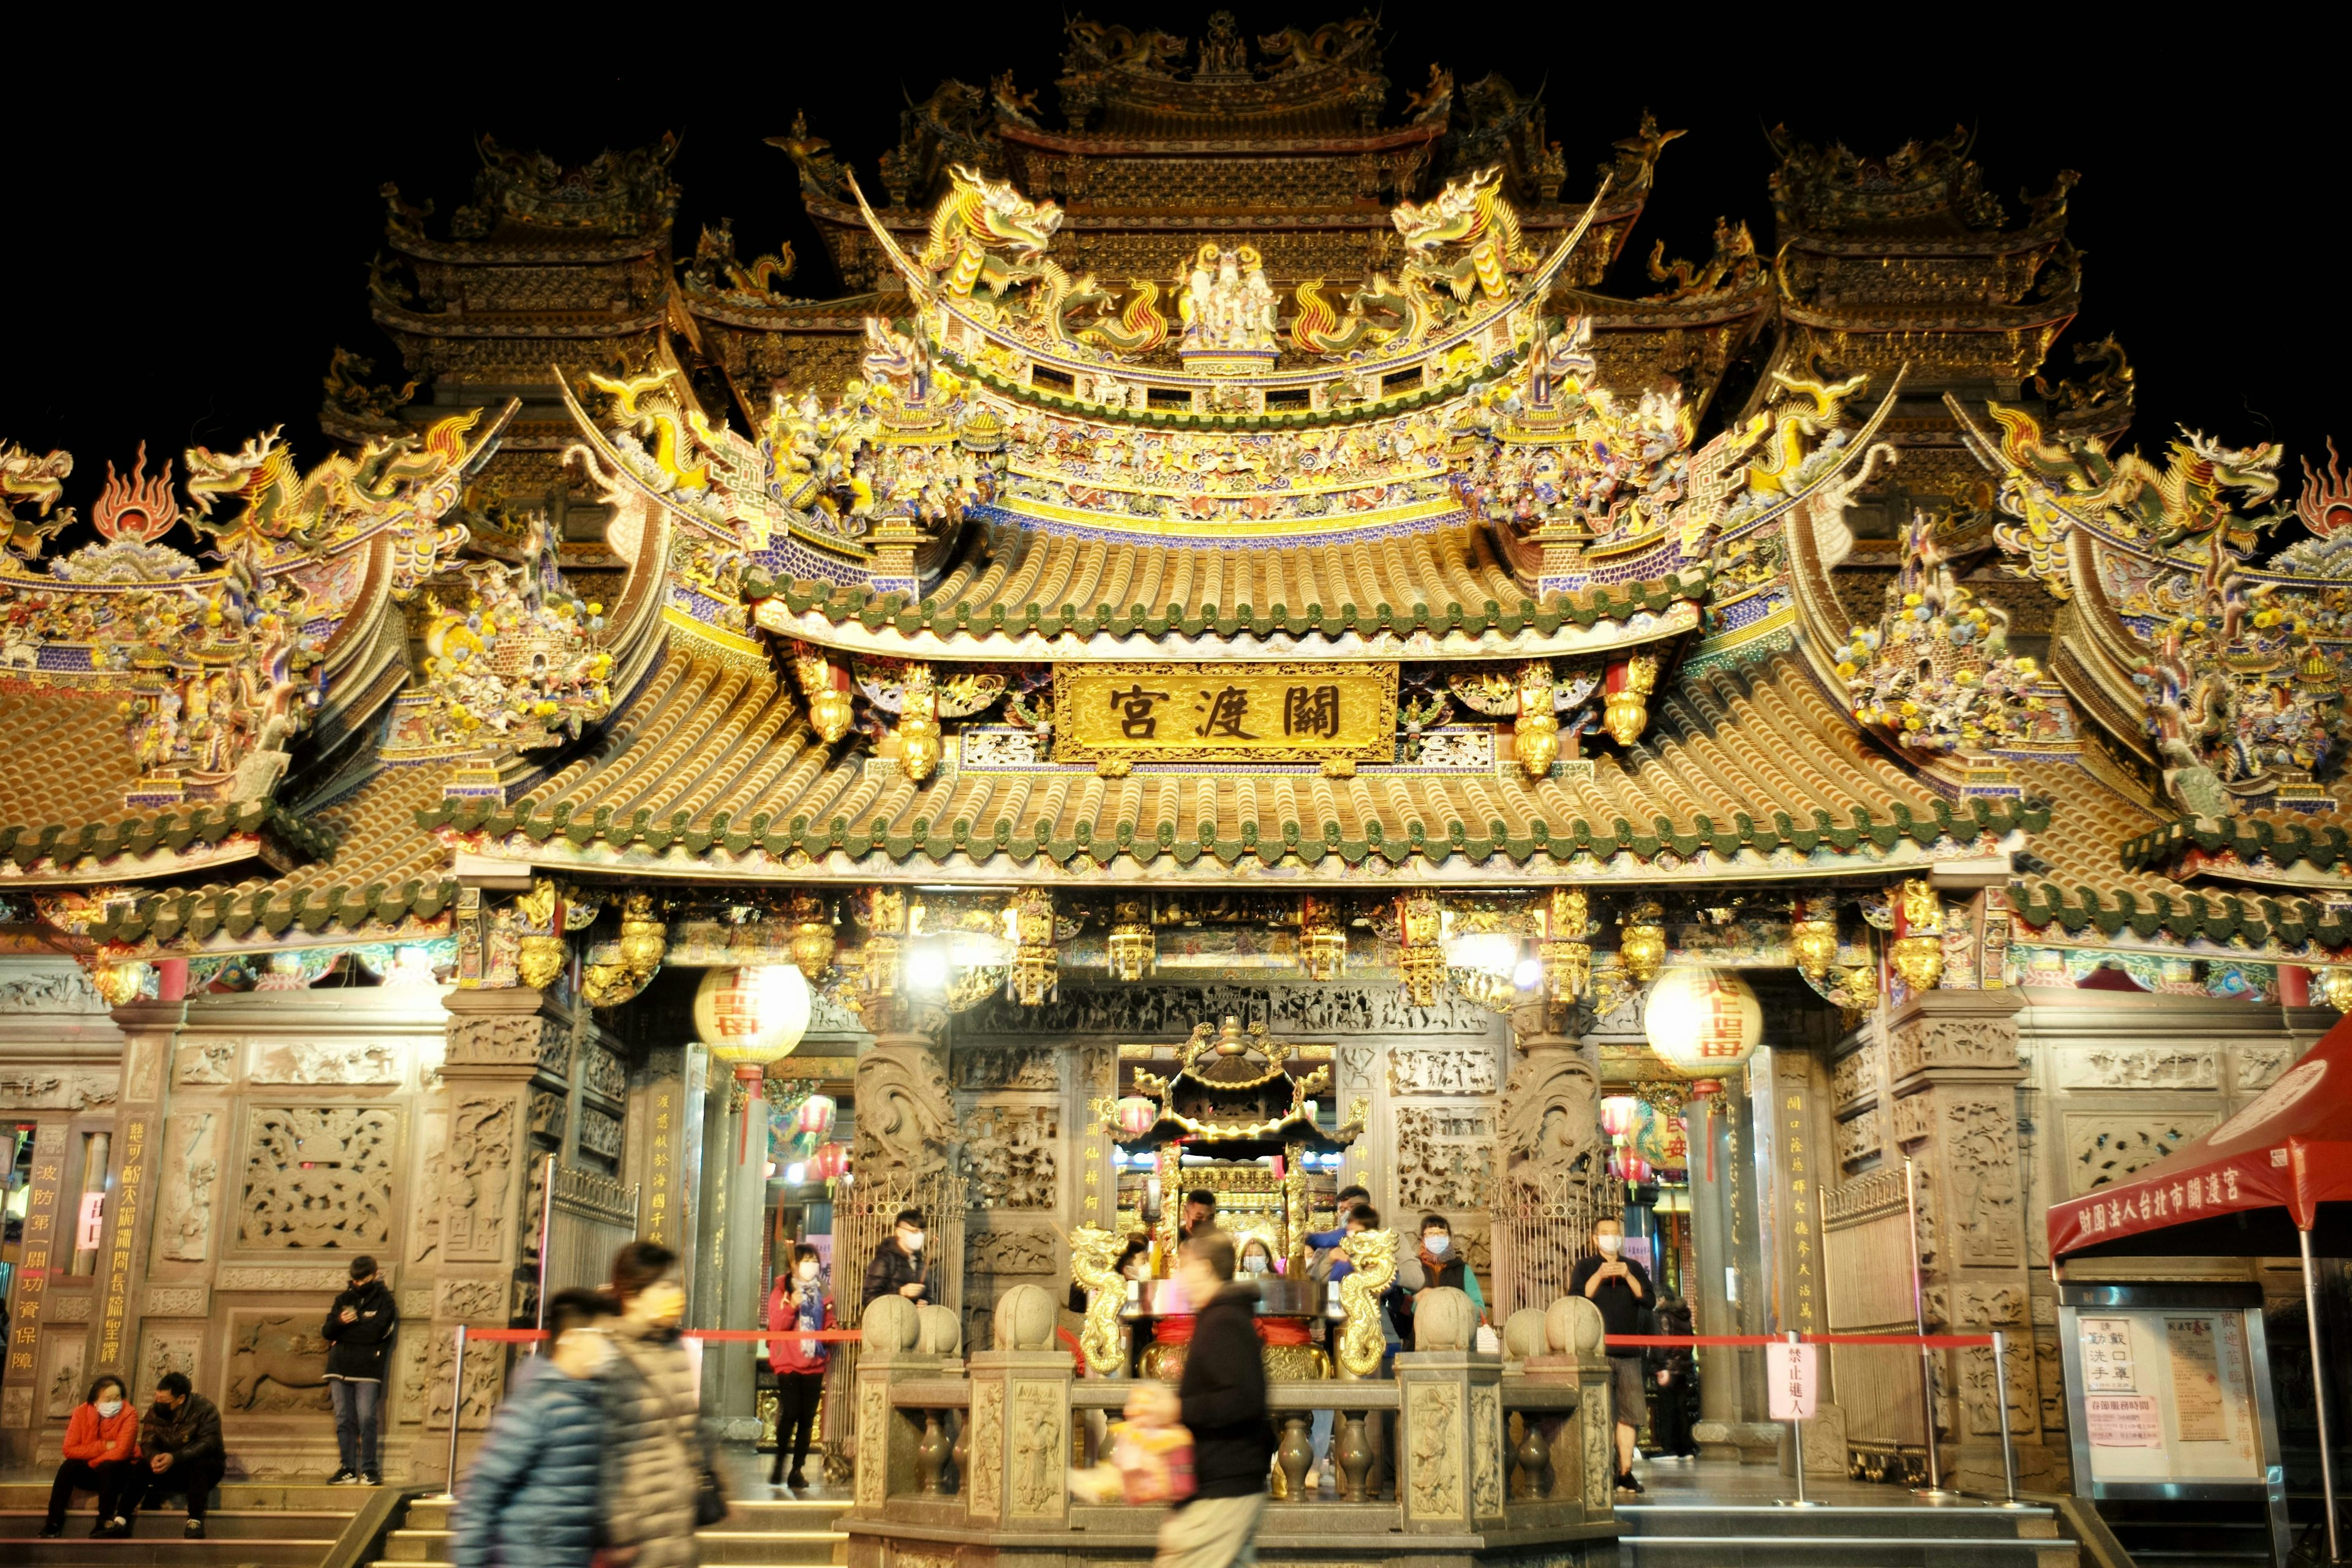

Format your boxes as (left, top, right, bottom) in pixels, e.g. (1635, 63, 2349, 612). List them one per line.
(131, 1372, 224, 1538)
(1126, 1231, 1272, 1568)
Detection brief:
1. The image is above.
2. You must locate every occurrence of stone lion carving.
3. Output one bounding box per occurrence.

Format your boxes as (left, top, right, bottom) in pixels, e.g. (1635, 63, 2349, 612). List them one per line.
(853, 1036, 953, 1174)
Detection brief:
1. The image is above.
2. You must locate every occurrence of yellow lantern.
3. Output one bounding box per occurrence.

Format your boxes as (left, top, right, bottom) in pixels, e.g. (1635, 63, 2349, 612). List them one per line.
(695, 965, 812, 1159)
(1643, 967, 1763, 1088)
(1618, 900, 1667, 985)
(1108, 900, 1156, 982)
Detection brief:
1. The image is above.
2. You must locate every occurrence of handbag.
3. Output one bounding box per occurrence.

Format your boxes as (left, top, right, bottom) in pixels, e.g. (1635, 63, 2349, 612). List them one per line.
(693, 1463, 729, 1527)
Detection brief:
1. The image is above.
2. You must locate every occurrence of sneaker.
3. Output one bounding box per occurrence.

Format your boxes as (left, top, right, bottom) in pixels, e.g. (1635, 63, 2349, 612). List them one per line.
(185, 1519, 206, 1539)
(105, 1518, 133, 1536)
(1615, 1471, 1645, 1494)
(38, 1521, 62, 1539)
(328, 1469, 361, 1485)
(362, 1474, 383, 1487)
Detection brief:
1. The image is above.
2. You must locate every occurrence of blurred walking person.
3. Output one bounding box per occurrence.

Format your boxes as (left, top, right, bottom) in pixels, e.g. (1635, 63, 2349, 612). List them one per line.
(766, 1242, 832, 1488)
(451, 1289, 614, 1568)
(40, 1374, 140, 1537)
(1126, 1232, 1273, 1568)
(604, 1241, 718, 1568)
(323, 1254, 398, 1485)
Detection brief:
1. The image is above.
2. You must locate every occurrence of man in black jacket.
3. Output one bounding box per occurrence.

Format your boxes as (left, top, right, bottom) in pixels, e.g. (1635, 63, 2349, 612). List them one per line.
(1127, 1231, 1272, 1568)
(861, 1208, 930, 1308)
(1567, 1217, 1653, 1494)
(322, 1255, 398, 1485)
(130, 1372, 224, 1538)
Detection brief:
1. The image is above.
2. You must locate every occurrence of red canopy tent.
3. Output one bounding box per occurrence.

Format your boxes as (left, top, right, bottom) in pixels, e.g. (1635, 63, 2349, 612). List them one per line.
(2049, 1011, 2352, 1559)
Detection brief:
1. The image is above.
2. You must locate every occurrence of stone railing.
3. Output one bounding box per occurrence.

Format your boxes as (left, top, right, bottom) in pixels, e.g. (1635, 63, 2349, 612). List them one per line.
(847, 1286, 1621, 1566)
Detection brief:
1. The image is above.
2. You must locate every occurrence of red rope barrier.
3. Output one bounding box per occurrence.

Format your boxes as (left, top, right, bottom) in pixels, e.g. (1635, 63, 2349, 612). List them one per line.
(1605, 1332, 1994, 1349)
(461, 1327, 864, 1343)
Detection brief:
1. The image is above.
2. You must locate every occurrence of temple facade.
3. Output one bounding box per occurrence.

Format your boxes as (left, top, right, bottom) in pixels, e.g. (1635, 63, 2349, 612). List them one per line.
(0, 13, 2342, 1515)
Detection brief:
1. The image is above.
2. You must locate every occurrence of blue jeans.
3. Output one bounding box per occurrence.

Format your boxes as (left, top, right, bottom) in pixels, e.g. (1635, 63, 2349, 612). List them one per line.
(329, 1378, 382, 1476)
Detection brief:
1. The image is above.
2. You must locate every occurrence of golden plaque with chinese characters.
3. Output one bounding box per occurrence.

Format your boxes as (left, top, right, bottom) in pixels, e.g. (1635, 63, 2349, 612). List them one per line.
(1054, 663, 1399, 764)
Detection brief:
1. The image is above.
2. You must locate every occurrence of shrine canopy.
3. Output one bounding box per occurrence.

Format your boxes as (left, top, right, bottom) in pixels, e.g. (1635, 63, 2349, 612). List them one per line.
(2050, 1015, 2352, 1262)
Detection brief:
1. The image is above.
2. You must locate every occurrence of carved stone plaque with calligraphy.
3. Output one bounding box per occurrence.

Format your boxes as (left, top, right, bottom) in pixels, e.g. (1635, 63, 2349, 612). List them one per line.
(1054, 662, 1398, 763)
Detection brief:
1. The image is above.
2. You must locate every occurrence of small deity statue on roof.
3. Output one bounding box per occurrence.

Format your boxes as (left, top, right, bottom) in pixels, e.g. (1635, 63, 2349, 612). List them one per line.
(1179, 244, 1279, 359)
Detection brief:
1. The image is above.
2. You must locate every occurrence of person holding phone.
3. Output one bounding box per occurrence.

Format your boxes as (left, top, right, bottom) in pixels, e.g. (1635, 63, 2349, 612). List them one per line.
(1568, 1218, 1652, 1496)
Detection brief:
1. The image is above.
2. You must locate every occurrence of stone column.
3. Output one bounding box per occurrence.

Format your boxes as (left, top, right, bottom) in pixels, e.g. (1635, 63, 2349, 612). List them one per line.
(1885, 987, 2046, 1490)
(965, 1316, 1073, 1529)
(426, 985, 574, 1483)
(97, 995, 184, 1387)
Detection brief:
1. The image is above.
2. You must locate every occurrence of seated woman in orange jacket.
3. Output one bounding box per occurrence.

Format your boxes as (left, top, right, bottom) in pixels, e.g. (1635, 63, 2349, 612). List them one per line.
(42, 1374, 140, 1537)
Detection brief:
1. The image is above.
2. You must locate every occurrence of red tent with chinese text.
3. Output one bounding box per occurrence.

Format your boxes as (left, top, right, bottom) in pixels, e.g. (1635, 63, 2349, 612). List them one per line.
(2048, 1010, 2352, 1558)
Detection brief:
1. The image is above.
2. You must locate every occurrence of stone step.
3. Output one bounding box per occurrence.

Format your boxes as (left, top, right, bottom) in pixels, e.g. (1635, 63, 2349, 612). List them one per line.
(1617, 1531, 2076, 1568)
(1617, 1503, 2062, 1540)
(0, 1509, 355, 1539)
(386, 1523, 845, 1565)
(0, 1484, 355, 1512)
(0, 1532, 342, 1567)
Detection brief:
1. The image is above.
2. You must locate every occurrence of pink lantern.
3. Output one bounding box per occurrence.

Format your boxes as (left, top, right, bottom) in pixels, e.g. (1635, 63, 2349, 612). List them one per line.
(1114, 1095, 1159, 1138)
(809, 1142, 851, 1181)
(795, 1093, 838, 1141)
(1599, 1095, 1642, 1139)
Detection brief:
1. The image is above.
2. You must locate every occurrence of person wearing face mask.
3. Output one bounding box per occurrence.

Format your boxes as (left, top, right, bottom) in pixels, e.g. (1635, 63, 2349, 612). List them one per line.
(451, 1289, 615, 1568)
(602, 1242, 718, 1568)
(1237, 1237, 1277, 1276)
(1568, 1218, 1653, 1494)
(41, 1374, 140, 1537)
(1395, 1215, 1488, 1347)
(322, 1254, 398, 1486)
(1125, 1232, 1273, 1568)
(764, 1243, 832, 1488)
(861, 1208, 929, 1308)
(130, 1371, 224, 1538)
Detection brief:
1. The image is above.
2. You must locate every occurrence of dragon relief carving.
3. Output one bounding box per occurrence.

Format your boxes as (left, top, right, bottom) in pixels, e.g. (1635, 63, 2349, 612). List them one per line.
(410, 512, 613, 753)
(1068, 1224, 1128, 1376)
(854, 1035, 954, 1175)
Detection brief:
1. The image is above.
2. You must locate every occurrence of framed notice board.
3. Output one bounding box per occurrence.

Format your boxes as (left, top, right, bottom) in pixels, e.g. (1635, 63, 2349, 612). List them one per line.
(2057, 1282, 2290, 1566)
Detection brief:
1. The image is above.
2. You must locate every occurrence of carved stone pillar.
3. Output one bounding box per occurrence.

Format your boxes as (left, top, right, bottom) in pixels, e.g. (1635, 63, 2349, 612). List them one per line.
(427, 986, 574, 1482)
(1394, 1349, 1507, 1533)
(96, 996, 184, 1387)
(1886, 987, 2048, 1490)
(965, 1343, 1072, 1529)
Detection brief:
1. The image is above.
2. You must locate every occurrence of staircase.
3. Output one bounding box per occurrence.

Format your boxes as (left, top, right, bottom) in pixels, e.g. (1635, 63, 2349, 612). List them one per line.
(1615, 1500, 2082, 1568)
(0, 1480, 361, 1567)
(378, 1492, 849, 1568)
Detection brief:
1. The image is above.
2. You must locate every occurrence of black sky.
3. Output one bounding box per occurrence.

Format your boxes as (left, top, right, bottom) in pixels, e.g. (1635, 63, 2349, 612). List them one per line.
(6, 17, 2345, 509)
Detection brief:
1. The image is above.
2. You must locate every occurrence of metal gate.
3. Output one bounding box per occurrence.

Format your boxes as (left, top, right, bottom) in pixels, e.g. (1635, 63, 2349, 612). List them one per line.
(535, 1156, 642, 1318)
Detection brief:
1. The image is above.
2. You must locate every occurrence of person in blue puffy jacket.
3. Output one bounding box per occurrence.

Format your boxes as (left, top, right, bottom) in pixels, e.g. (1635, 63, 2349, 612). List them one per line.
(452, 1288, 614, 1568)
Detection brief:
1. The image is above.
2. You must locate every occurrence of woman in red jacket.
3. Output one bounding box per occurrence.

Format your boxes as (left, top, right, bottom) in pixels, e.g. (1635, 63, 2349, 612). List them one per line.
(42, 1374, 140, 1537)
(764, 1243, 833, 1489)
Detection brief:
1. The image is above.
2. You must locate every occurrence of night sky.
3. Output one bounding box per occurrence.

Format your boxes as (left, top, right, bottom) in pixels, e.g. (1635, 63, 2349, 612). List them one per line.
(6, 20, 2343, 512)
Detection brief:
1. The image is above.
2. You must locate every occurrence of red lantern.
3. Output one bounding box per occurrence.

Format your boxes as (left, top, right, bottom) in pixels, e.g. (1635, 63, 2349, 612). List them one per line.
(809, 1142, 851, 1181)
(1114, 1095, 1159, 1138)
(795, 1093, 838, 1141)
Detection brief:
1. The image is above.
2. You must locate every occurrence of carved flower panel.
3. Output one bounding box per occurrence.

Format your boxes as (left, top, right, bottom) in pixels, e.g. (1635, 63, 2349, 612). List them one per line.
(236, 1106, 399, 1251)
(2062, 1111, 2222, 1197)
(2052, 1046, 2217, 1091)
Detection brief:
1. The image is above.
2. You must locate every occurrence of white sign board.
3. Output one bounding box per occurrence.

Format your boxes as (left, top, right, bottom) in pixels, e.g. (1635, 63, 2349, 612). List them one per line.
(2070, 1308, 2260, 1485)
(1766, 1341, 1817, 1421)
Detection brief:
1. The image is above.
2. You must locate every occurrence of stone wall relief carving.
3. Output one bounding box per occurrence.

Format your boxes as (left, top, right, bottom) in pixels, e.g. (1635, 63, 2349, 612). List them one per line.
(142, 1286, 207, 1317)
(216, 1266, 363, 1292)
(137, 1327, 201, 1403)
(579, 1106, 624, 1160)
(1405, 1381, 1463, 1517)
(2054, 1046, 2217, 1091)
(1395, 1106, 1495, 1210)
(1889, 1016, 2017, 1081)
(1959, 1337, 2036, 1438)
(1945, 1098, 2021, 1266)
(423, 1327, 502, 1430)
(251, 1040, 402, 1086)
(967, 1379, 1003, 1517)
(1831, 1042, 1882, 1111)
(1, 1387, 29, 1430)
(238, 1106, 398, 1250)
(2231, 1044, 2294, 1092)
(410, 1104, 448, 1265)
(951, 1047, 1061, 1091)
(156, 1111, 221, 1264)
(1386, 1045, 1498, 1096)
(1469, 1384, 1502, 1517)
(584, 1045, 628, 1104)
(1836, 1107, 1885, 1166)
(958, 984, 1491, 1036)
(175, 1039, 238, 1085)
(529, 1088, 567, 1141)
(48, 1292, 93, 1322)
(855, 1035, 954, 1175)
(443, 1095, 517, 1262)
(1891, 1093, 1933, 1147)
(0, 1071, 118, 1111)
(227, 1313, 334, 1412)
(963, 1105, 1060, 1210)
(446, 1014, 568, 1075)
(0, 965, 102, 1011)
(435, 1277, 508, 1321)
(2063, 1111, 2221, 1196)
(126, 1038, 164, 1101)
(1009, 1382, 1065, 1516)
(42, 1335, 88, 1419)
(967, 1227, 1057, 1275)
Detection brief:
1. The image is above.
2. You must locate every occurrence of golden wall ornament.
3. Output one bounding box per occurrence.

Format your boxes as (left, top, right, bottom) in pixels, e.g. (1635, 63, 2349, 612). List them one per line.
(1618, 900, 1667, 984)
(1107, 899, 1155, 981)
(583, 891, 668, 1007)
(1069, 1224, 1129, 1377)
(1540, 888, 1591, 1002)
(516, 934, 568, 991)
(788, 892, 838, 982)
(1397, 892, 1446, 1006)
(896, 663, 943, 782)
(793, 652, 857, 744)
(1790, 894, 1840, 981)
(1513, 660, 1560, 778)
(2320, 966, 2352, 1013)
(88, 958, 147, 1007)
(1890, 935, 1945, 992)
(1008, 886, 1057, 1006)
(1300, 895, 1348, 982)
(1602, 654, 1659, 746)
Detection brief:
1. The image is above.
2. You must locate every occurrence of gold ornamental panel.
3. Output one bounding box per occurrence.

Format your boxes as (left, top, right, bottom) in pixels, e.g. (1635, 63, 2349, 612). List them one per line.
(1054, 663, 1398, 764)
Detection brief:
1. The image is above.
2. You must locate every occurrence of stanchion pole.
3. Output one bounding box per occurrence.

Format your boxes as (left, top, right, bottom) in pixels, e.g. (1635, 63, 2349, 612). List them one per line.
(1905, 1158, 1956, 1499)
(1775, 1331, 1825, 1509)
(432, 1324, 469, 1502)
(2301, 1229, 2342, 1564)
(1990, 1331, 2024, 1509)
